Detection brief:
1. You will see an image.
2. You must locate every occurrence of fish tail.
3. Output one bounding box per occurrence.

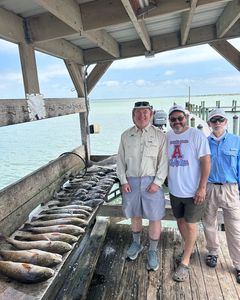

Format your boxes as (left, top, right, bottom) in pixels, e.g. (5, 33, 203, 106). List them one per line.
(20, 223, 33, 231)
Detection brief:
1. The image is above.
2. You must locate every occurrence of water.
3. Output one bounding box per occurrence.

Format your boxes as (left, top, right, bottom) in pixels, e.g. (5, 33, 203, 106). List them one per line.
(0, 94, 240, 190)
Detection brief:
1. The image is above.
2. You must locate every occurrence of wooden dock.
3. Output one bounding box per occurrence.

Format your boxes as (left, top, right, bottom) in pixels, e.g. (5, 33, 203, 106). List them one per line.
(86, 223, 240, 300)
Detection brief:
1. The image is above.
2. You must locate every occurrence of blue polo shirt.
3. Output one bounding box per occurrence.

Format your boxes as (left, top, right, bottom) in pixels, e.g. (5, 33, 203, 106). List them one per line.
(208, 132, 240, 185)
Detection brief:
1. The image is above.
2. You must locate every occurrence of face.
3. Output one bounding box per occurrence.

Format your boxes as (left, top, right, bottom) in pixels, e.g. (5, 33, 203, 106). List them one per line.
(208, 116, 227, 136)
(169, 111, 188, 134)
(133, 108, 153, 129)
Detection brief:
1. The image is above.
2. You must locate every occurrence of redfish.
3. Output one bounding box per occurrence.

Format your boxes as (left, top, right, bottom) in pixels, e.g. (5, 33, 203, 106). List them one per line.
(14, 232, 78, 244)
(0, 261, 54, 283)
(21, 224, 85, 236)
(0, 249, 62, 267)
(27, 217, 88, 227)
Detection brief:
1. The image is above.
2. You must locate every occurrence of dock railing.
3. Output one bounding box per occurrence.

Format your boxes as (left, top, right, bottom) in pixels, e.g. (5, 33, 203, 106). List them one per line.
(186, 100, 240, 135)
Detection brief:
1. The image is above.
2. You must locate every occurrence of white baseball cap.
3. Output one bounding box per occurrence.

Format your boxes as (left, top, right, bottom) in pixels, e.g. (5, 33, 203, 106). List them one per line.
(207, 108, 227, 122)
(168, 105, 186, 116)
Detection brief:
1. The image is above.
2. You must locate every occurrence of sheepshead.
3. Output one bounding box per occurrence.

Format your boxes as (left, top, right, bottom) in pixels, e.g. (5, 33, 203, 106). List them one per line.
(21, 224, 85, 236)
(42, 208, 91, 216)
(0, 261, 54, 283)
(0, 235, 72, 254)
(76, 199, 104, 207)
(0, 249, 62, 267)
(14, 232, 78, 244)
(27, 217, 88, 227)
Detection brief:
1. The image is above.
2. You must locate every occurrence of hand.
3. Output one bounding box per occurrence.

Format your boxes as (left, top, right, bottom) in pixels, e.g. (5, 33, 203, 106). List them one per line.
(194, 187, 206, 205)
(122, 183, 131, 193)
(147, 183, 160, 193)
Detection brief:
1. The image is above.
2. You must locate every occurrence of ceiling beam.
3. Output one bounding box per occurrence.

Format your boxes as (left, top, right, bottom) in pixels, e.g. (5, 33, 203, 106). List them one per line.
(83, 21, 240, 64)
(87, 61, 113, 93)
(209, 40, 240, 71)
(35, 39, 84, 65)
(121, 0, 151, 51)
(216, 0, 240, 38)
(0, 7, 25, 43)
(80, 0, 225, 31)
(35, 0, 120, 58)
(181, 0, 198, 45)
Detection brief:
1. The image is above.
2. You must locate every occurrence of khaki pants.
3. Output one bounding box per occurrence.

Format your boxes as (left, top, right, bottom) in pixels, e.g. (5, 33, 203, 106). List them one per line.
(203, 183, 240, 270)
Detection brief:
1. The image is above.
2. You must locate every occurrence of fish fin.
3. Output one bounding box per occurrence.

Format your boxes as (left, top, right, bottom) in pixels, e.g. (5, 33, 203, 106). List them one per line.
(20, 223, 33, 231)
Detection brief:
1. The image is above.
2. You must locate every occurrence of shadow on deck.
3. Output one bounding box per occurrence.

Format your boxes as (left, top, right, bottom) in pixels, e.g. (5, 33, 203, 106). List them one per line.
(86, 223, 240, 300)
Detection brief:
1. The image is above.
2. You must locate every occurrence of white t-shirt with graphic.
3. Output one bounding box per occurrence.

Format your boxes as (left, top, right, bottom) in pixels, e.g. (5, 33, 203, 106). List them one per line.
(167, 127, 210, 198)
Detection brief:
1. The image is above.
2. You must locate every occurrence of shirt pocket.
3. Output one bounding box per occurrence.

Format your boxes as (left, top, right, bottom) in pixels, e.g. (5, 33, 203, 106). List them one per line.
(145, 141, 159, 157)
(223, 148, 238, 169)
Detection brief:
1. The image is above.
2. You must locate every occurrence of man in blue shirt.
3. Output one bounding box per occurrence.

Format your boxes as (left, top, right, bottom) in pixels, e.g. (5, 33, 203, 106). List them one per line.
(203, 108, 240, 284)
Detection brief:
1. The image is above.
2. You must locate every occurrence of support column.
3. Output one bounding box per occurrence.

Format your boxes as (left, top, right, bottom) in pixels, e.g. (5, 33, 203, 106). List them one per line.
(65, 60, 90, 161)
(18, 43, 40, 95)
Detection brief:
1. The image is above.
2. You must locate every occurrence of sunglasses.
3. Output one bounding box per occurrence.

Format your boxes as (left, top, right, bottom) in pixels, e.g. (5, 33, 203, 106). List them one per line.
(169, 116, 185, 122)
(134, 101, 151, 107)
(209, 117, 225, 123)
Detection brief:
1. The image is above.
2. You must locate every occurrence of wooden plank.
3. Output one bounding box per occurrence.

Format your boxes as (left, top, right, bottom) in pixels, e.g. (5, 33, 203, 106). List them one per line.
(0, 146, 86, 235)
(54, 216, 109, 300)
(0, 98, 86, 127)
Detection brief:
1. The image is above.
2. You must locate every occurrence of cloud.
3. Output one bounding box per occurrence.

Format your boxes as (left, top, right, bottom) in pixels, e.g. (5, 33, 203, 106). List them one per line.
(164, 70, 176, 76)
(38, 64, 69, 82)
(99, 80, 120, 87)
(111, 44, 221, 70)
(0, 39, 18, 53)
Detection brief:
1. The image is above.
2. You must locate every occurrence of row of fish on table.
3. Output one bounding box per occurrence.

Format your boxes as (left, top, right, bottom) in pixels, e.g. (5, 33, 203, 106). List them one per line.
(0, 166, 117, 284)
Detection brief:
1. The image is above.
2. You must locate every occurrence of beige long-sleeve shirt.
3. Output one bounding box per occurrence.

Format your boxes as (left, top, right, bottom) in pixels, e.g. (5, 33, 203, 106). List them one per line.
(117, 124, 168, 187)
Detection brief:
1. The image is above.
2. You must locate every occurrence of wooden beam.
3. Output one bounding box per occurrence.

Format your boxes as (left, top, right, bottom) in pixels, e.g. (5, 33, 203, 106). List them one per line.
(35, 39, 84, 65)
(216, 0, 240, 38)
(80, 0, 225, 31)
(121, 0, 151, 51)
(28, 12, 76, 42)
(181, 0, 198, 45)
(35, 0, 120, 58)
(87, 61, 113, 93)
(18, 43, 40, 95)
(209, 40, 240, 71)
(0, 7, 25, 43)
(84, 22, 240, 64)
(0, 98, 86, 127)
(64, 60, 85, 97)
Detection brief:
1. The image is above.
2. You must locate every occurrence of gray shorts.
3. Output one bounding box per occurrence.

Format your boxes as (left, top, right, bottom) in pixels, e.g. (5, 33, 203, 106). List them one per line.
(122, 176, 166, 221)
(170, 193, 206, 223)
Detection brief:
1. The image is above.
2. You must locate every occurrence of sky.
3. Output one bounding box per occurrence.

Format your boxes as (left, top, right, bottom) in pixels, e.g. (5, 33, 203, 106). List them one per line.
(0, 37, 240, 99)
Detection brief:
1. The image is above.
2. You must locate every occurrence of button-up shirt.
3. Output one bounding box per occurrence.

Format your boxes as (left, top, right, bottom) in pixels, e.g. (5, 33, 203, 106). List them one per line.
(117, 124, 168, 187)
(208, 132, 240, 185)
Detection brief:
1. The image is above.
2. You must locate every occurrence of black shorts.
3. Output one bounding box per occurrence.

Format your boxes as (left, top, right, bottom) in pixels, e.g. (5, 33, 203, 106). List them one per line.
(170, 193, 206, 223)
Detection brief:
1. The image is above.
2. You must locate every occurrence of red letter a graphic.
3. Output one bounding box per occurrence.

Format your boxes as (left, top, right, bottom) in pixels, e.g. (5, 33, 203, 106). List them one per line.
(172, 145, 182, 159)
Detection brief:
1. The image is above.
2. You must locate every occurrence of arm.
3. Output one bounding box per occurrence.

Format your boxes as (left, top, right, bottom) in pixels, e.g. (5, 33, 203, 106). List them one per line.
(116, 135, 131, 193)
(194, 154, 211, 204)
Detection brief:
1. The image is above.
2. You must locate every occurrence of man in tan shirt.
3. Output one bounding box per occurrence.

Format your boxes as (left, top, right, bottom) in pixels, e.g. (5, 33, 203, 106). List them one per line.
(117, 101, 168, 271)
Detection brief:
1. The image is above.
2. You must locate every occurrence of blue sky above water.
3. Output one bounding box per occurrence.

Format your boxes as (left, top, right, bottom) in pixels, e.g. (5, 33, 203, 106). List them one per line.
(0, 38, 239, 99)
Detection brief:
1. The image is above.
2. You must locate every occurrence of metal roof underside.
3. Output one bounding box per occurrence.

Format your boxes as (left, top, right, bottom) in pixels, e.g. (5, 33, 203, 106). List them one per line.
(0, 0, 239, 66)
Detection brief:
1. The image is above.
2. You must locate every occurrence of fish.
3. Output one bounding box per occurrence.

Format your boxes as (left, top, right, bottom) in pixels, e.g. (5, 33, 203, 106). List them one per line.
(32, 214, 87, 221)
(0, 261, 54, 283)
(41, 208, 91, 216)
(75, 199, 104, 207)
(0, 234, 72, 254)
(20, 224, 85, 236)
(48, 204, 93, 212)
(0, 249, 62, 267)
(14, 232, 78, 244)
(27, 217, 88, 227)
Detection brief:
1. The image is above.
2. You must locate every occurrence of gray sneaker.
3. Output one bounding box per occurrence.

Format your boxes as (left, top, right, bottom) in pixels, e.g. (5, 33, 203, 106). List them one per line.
(147, 250, 159, 271)
(127, 241, 143, 260)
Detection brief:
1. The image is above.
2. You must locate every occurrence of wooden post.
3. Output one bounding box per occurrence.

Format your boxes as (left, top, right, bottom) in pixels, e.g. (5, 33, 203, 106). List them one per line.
(198, 106, 202, 117)
(216, 101, 220, 108)
(201, 101, 205, 120)
(233, 115, 238, 135)
(205, 108, 209, 122)
(190, 117, 195, 127)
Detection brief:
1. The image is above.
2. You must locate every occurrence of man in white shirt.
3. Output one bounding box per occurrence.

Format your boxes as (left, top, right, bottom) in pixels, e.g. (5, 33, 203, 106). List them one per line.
(117, 101, 168, 271)
(167, 104, 211, 281)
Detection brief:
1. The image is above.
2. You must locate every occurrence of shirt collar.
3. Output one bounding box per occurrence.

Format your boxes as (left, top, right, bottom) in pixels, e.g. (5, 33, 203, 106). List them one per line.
(210, 130, 227, 141)
(134, 123, 151, 132)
